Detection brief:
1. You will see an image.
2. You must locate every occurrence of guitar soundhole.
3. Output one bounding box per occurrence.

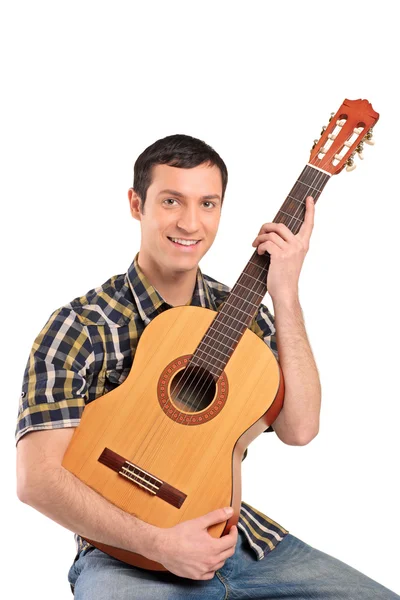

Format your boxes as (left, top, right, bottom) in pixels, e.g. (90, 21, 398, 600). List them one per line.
(170, 366, 216, 413)
(157, 355, 228, 425)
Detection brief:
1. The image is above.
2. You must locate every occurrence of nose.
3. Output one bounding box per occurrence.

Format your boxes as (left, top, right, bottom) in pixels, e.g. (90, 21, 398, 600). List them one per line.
(176, 204, 201, 234)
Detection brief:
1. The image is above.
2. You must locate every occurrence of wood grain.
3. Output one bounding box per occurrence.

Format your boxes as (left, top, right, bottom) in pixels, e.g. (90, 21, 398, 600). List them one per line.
(62, 305, 283, 570)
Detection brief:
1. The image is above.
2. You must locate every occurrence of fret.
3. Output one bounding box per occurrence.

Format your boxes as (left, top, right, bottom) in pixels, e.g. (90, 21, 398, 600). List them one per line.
(203, 324, 241, 345)
(287, 194, 306, 205)
(195, 347, 226, 366)
(239, 270, 266, 285)
(199, 332, 238, 348)
(296, 179, 324, 194)
(234, 280, 265, 295)
(190, 356, 219, 376)
(194, 319, 244, 363)
(198, 339, 232, 359)
(278, 210, 303, 223)
(217, 309, 252, 330)
(199, 335, 235, 354)
(207, 365, 220, 377)
(190, 163, 331, 375)
(198, 310, 257, 358)
(222, 301, 258, 319)
(195, 351, 226, 371)
(220, 301, 249, 316)
(248, 259, 269, 271)
(193, 353, 226, 378)
(230, 291, 259, 307)
(306, 163, 331, 176)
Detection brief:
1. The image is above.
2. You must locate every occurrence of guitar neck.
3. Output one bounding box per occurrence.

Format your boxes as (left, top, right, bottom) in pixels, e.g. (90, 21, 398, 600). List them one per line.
(273, 164, 331, 232)
(191, 164, 331, 377)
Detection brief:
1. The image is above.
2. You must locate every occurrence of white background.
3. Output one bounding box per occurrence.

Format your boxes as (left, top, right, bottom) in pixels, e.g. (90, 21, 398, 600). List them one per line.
(1, 1, 399, 597)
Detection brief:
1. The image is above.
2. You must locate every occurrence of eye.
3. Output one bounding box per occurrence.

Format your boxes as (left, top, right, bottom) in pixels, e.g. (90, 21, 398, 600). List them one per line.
(163, 198, 178, 205)
(203, 201, 216, 208)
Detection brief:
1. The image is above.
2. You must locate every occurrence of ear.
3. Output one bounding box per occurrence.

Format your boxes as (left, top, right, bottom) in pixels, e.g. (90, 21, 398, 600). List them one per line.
(128, 188, 142, 221)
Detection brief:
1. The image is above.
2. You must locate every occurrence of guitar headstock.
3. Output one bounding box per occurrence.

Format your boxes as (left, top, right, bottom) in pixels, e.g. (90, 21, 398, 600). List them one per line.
(309, 99, 379, 174)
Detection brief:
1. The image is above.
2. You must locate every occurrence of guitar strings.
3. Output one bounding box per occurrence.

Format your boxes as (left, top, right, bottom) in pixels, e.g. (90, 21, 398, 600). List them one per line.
(166, 117, 363, 418)
(131, 167, 328, 481)
(131, 123, 363, 490)
(182, 168, 328, 417)
(176, 119, 363, 416)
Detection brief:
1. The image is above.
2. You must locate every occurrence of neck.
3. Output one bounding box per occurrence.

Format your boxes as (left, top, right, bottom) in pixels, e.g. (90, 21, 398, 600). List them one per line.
(137, 251, 198, 306)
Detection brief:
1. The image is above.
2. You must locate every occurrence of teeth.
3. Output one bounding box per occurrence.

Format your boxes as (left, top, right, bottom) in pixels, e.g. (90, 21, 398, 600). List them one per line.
(170, 238, 199, 246)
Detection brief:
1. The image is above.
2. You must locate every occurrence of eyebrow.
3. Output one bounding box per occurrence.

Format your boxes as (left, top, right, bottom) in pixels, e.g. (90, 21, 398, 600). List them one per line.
(158, 189, 221, 201)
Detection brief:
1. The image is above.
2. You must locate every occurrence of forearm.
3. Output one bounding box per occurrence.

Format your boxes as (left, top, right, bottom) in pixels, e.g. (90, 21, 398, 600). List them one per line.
(271, 294, 321, 444)
(20, 464, 161, 561)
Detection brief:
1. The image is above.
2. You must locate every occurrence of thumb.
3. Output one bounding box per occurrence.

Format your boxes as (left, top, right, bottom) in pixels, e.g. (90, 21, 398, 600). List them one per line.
(198, 507, 233, 529)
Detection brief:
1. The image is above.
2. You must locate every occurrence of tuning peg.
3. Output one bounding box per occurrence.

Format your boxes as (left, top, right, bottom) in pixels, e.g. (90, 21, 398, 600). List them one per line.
(311, 139, 319, 151)
(363, 128, 375, 145)
(346, 153, 357, 172)
(355, 141, 364, 160)
(328, 112, 335, 123)
(320, 125, 327, 136)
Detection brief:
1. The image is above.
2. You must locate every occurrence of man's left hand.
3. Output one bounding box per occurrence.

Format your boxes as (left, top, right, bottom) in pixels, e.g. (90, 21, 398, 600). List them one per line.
(251, 195, 315, 302)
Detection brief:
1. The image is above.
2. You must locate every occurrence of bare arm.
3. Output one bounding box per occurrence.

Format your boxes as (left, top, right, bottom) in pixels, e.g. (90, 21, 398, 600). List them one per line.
(17, 428, 237, 579)
(17, 429, 161, 557)
(270, 295, 321, 445)
(252, 196, 321, 445)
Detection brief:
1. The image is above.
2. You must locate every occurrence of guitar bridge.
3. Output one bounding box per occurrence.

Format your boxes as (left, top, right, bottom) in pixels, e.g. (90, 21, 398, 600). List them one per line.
(98, 448, 187, 509)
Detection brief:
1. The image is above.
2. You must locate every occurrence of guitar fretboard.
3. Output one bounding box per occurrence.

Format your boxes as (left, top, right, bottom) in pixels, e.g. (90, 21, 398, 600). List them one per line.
(190, 165, 331, 377)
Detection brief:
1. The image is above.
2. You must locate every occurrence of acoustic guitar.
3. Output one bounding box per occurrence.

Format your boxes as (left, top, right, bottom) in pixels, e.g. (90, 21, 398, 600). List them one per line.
(62, 98, 379, 570)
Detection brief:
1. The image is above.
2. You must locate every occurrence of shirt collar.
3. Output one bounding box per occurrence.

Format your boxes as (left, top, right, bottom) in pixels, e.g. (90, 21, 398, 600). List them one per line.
(125, 252, 217, 325)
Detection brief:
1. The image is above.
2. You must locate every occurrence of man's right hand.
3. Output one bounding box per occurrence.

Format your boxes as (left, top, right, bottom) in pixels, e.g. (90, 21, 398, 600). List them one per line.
(153, 507, 238, 580)
(17, 429, 238, 580)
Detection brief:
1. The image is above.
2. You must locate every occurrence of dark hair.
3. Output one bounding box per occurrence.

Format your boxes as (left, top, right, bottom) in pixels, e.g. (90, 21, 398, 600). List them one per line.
(133, 134, 228, 213)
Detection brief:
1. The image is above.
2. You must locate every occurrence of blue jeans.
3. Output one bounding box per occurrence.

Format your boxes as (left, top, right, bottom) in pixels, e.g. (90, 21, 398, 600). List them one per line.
(68, 529, 399, 599)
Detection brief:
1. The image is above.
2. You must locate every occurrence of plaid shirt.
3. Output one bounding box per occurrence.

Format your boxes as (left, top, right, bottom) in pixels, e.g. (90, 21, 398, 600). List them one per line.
(16, 252, 288, 560)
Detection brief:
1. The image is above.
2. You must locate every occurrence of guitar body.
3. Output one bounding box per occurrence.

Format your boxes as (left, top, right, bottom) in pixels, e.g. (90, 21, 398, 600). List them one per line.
(62, 305, 284, 570)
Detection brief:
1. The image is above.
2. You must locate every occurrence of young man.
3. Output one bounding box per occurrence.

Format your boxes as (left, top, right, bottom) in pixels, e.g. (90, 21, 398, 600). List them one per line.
(16, 135, 399, 598)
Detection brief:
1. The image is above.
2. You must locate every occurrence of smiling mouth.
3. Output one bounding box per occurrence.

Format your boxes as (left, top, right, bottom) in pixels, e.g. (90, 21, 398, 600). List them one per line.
(167, 237, 201, 247)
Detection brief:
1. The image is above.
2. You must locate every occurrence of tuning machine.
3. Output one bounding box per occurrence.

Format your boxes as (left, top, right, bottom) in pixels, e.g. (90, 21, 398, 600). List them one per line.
(355, 141, 364, 160)
(311, 138, 319, 151)
(312, 125, 328, 151)
(346, 152, 357, 172)
(363, 128, 375, 145)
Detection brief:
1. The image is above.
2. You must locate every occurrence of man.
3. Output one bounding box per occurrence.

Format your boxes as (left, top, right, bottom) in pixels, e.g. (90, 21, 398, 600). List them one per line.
(16, 134, 399, 598)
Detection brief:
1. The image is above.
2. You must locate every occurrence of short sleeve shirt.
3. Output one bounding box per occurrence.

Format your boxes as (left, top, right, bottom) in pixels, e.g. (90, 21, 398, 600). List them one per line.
(16, 252, 288, 560)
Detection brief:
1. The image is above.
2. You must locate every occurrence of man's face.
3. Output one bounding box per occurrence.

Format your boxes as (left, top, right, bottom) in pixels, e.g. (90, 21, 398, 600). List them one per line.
(130, 162, 223, 274)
